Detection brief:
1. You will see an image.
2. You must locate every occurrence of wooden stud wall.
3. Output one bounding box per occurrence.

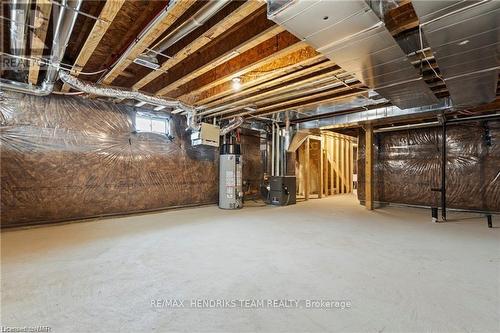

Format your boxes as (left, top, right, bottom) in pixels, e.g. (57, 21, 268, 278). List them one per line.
(295, 132, 356, 199)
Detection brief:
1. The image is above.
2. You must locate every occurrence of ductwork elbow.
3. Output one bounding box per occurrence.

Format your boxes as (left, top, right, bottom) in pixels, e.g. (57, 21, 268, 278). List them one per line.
(220, 116, 244, 136)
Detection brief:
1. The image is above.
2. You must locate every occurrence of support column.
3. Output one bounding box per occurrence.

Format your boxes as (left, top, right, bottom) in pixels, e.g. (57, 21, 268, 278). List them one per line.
(349, 140, 353, 193)
(319, 137, 323, 199)
(305, 137, 310, 200)
(323, 137, 329, 197)
(335, 137, 340, 194)
(365, 125, 374, 210)
(340, 138, 345, 193)
(329, 136, 334, 195)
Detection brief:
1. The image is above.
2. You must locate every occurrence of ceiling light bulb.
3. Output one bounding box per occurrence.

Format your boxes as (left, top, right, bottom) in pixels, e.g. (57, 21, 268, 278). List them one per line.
(231, 77, 242, 91)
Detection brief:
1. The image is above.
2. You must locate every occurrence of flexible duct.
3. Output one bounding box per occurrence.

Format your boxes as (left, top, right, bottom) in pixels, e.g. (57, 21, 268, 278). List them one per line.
(219, 116, 244, 136)
(59, 71, 192, 110)
(58, 71, 202, 131)
(149, 0, 232, 56)
(1, 0, 82, 95)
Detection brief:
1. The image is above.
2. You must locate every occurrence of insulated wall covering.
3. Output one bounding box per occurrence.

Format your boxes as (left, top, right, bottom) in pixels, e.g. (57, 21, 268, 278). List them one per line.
(357, 122, 500, 212)
(0, 92, 218, 227)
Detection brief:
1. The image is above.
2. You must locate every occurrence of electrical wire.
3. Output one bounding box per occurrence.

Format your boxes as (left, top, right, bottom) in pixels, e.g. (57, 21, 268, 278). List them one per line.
(418, 25, 445, 82)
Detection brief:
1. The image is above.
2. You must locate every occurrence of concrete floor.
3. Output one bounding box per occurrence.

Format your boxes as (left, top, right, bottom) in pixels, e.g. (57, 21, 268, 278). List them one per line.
(1, 195, 499, 333)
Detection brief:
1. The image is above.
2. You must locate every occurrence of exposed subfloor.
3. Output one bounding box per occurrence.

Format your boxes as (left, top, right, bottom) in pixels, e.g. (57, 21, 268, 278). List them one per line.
(1, 195, 499, 333)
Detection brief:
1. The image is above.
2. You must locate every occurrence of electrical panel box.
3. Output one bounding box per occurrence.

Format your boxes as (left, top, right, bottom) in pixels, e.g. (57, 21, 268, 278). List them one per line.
(269, 176, 296, 206)
(191, 123, 220, 147)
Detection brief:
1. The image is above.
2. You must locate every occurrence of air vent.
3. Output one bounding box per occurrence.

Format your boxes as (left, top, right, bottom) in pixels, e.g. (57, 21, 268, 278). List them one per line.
(133, 53, 160, 70)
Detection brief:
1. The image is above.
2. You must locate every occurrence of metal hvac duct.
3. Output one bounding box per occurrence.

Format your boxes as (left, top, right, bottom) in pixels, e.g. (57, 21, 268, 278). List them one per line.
(412, 0, 499, 106)
(219, 116, 244, 136)
(129, 0, 232, 69)
(149, 0, 232, 56)
(1, 0, 83, 95)
(59, 71, 194, 111)
(267, 0, 439, 109)
(9, 0, 30, 74)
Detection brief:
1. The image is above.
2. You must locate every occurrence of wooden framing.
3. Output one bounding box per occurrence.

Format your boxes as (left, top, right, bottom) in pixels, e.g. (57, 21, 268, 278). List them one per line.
(61, 0, 126, 91)
(100, 0, 198, 85)
(319, 137, 323, 199)
(237, 86, 366, 119)
(152, 26, 285, 95)
(28, 0, 52, 85)
(304, 137, 310, 200)
(41, 0, 442, 115)
(365, 125, 374, 210)
(197, 54, 328, 108)
(132, 4, 275, 92)
(169, 32, 306, 100)
(329, 135, 334, 194)
(205, 65, 345, 117)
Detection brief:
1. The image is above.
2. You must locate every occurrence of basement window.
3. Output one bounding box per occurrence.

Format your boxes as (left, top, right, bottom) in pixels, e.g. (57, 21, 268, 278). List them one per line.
(134, 113, 170, 136)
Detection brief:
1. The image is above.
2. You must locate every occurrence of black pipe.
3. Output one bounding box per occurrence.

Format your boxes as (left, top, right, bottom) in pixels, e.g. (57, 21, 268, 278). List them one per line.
(441, 119, 447, 221)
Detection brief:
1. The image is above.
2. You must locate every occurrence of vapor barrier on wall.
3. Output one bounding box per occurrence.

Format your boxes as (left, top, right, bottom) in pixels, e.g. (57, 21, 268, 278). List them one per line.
(358, 122, 500, 212)
(0, 92, 218, 227)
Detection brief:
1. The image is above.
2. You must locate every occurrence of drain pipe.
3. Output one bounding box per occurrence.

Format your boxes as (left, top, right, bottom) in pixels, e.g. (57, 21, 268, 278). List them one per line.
(1, 0, 82, 96)
(275, 123, 280, 176)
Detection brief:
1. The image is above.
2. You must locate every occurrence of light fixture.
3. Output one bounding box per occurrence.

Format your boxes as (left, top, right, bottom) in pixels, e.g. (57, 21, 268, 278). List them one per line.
(231, 77, 242, 91)
(457, 40, 469, 46)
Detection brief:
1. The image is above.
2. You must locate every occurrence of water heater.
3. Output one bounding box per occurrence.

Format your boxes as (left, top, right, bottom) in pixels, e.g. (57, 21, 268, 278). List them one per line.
(219, 144, 243, 209)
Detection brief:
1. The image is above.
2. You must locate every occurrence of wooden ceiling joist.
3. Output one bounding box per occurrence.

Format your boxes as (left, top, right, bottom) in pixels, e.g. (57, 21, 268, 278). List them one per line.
(61, 0, 126, 92)
(195, 53, 327, 107)
(204, 67, 348, 117)
(28, 0, 52, 85)
(169, 31, 305, 101)
(130, 0, 265, 91)
(100, 0, 198, 86)
(180, 42, 318, 104)
(231, 83, 365, 119)
(141, 9, 283, 95)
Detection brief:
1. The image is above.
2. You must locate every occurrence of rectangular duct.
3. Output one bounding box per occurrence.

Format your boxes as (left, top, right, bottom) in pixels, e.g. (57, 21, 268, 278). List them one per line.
(412, 0, 499, 106)
(267, 0, 438, 109)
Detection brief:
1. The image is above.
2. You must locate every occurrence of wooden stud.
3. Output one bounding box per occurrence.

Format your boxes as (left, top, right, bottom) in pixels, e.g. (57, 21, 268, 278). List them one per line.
(28, 0, 52, 85)
(329, 135, 334, 195)
(323, 135, 329, 197)
(349, 139, 354, 193)
(341, 138, 346, 193)
(365, 125, 374, 210)
(319, 137, 323, 199)
(335, 136, 340, 194)
(61, 0, 126, 91)
(305, 137, 310, 201)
